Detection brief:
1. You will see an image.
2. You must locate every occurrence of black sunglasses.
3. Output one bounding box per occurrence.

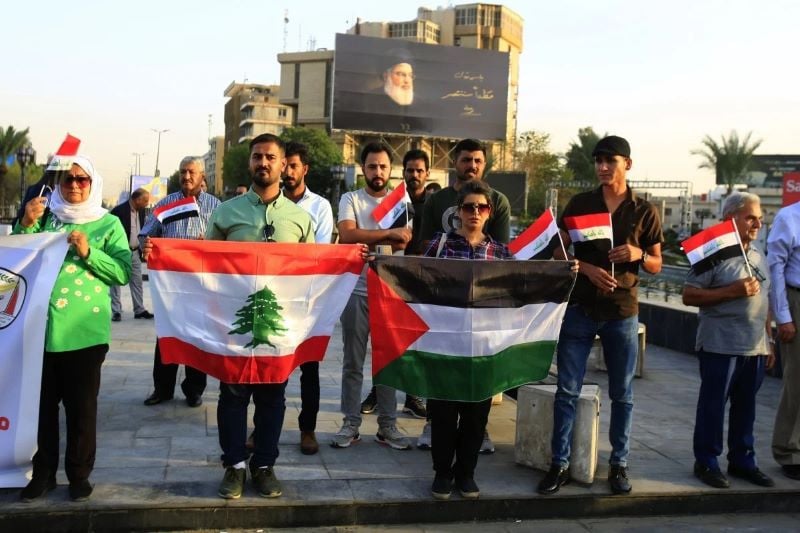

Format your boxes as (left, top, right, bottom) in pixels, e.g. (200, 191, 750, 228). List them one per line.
(459, 202, 491, 215)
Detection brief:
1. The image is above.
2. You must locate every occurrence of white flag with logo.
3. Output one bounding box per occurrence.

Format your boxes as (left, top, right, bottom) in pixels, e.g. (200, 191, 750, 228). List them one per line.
(0, 233, 69, 487)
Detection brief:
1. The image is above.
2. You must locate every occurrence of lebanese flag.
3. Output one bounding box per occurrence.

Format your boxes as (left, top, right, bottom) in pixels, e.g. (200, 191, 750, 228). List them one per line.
(509, 208, 561, 260)
(367, 257, 576, 402)
(371, 182, 411, 229)
(563, 212, 613, 243)
(45, 133, 81, 172)
(147, 239, 363, 383)
(681, 219, 742, 274)
(153, 196, 199, 225)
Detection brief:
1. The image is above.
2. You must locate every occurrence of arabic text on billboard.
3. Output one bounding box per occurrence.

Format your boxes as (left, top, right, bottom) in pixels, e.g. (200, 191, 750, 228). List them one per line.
(332, 34, 509, 140)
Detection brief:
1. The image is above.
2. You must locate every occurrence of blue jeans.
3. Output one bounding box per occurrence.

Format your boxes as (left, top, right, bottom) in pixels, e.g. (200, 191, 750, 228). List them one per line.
(552, 305, 639, 467)
(217, 381, 287, 468)
(693, 350, 765, 471)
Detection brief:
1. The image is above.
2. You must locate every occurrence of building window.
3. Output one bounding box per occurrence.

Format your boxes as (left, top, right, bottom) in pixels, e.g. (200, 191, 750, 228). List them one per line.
(278, 108, 287, 118)
(664, 207, 673, 216)
(456, 7, 477, 25)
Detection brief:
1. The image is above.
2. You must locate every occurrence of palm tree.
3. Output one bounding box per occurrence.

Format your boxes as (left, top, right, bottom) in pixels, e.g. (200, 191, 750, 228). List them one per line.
(0, 125, 31, 204)
(691, 131, 762, 194)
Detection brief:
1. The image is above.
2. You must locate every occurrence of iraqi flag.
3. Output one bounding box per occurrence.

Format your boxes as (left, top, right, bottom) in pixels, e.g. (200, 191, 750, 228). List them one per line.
(45, 133, 81, 172)
(147, 239, 363, 383)
(367, 257, 576, 402)
(681, 219, 742, 274)
(153, 196, 199, 225)
(371, 182, 411, 229)
(509, 208, 561, 260)
(563, 212, 613, 243)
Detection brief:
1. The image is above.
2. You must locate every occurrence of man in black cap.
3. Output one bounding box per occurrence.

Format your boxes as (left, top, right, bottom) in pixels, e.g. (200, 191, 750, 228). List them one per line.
(537, 135, 663, 496)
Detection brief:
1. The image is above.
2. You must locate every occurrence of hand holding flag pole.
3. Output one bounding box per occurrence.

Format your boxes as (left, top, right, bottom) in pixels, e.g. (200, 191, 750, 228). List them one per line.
(730, 218, 753, 278)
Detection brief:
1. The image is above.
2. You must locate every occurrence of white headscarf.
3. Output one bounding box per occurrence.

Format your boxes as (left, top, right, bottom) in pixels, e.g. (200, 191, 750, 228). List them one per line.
(48, 155, 108, 224)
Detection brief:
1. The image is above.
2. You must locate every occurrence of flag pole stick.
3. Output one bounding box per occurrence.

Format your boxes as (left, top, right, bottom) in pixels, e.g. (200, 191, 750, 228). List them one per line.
(730, 218, 753, 277)
(609, 213, 615, 279)
(553, 209, 568, 260)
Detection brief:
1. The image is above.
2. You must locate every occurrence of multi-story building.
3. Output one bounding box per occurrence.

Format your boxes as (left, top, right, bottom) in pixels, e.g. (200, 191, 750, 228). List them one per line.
(277, 3, 523, 176)
(223, 82, 293, 152)
(204, 136, 225, 195)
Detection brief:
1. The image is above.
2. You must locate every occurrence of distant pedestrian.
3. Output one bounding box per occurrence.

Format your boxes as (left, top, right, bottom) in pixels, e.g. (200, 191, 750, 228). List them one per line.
(109, 188, 152, 322)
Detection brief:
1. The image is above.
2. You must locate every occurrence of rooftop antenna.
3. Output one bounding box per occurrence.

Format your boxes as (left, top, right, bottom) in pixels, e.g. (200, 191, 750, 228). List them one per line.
(283, 10, 289, 53)
(207, 114, 212, 141)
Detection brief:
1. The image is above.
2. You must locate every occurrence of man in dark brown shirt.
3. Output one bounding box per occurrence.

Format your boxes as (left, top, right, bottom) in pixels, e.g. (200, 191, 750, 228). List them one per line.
(537, 135, 663, 496)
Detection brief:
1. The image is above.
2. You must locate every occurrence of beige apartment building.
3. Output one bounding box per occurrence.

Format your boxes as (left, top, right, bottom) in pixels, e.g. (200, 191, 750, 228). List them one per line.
(223, 82, 293, 152)
(204, 136, 224, 195)
(277, 3, 523, 175)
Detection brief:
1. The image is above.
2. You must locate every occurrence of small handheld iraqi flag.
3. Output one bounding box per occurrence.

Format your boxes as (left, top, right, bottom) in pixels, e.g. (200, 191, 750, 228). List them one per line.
(147, 239, 363, 383)
(681, 219, 745, 274)
(367, 257, 576, 402)
(509, 208, 564, 260)
(153, 196, 200, 225)
(371, 181, 411, 229)
(45, 134, 81, 172)
(563, 212, 613, 243)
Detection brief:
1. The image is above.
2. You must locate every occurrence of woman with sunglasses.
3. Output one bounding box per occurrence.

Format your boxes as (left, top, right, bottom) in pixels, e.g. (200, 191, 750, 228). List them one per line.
(422, 180, 513, 501)
(14, 155, 131, 502)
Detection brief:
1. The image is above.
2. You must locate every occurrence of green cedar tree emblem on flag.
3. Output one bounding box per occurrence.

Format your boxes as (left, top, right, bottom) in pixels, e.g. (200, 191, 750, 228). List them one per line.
(229, 285, 287, 349)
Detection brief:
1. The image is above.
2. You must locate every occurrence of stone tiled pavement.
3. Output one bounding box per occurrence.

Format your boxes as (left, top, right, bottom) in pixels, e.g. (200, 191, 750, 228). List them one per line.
(1, 282, 798, 529)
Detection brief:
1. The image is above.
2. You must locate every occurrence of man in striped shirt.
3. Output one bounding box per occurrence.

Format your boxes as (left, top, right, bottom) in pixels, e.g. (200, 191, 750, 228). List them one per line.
(139, 156, 221, 408)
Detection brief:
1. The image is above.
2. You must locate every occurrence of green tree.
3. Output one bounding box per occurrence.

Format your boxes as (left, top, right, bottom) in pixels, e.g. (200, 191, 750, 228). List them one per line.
(565, 127, 603, 182)
(515, 130, 573, 217)
(229, 285, 288, 349)
(0, 126, 31, 205)
(281, 127, 343, 199)
(222, 143, 251, 193)
(167, 170, 181, 194)
(691, 130, 762, 194)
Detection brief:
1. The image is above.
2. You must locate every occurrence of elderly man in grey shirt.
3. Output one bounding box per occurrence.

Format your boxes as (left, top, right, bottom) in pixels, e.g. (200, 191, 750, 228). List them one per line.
(682, 192, 775, 489)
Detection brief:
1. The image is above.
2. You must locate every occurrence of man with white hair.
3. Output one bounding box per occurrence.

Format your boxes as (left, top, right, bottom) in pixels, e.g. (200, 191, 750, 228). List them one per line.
(682, 192, 775, 489)
(383, 61, 414, 107)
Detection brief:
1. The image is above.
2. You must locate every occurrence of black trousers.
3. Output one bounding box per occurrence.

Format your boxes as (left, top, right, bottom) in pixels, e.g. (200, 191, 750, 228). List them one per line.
(298, 361, 320, 432)
(428, 398, 491, 480)
(152, 339, 207, 399)
(32, 344, 107, 483)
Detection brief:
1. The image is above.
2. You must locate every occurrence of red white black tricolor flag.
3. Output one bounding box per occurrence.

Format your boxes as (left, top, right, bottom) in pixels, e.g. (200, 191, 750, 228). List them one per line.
(509, 208, 562, 260)
(681, 219, 742, 274)
(563, 212, 613, 244)
(147, 239, 363, 384)
(371, 182, 411, 229)
(152, 196, 199, 225)
(367, 256, 576, 402)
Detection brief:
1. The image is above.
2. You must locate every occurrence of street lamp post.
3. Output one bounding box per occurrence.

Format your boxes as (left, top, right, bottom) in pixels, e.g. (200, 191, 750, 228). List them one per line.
(151, 128, 169, 177)
(132, 152, 145, 175)
(16, 144, 35, 206)
(330, 164, 346, 214)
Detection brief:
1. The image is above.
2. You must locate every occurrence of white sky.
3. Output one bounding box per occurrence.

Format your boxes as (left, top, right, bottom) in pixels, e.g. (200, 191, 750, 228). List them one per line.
(3, 0, 798, 199)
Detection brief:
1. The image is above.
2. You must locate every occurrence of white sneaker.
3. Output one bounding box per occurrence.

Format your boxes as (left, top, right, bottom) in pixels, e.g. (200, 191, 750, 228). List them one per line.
(330, 424, 361, 448)
(417, 421, 432, 450)
(479, 430, 495, 454)
(375, 425, 411, 450)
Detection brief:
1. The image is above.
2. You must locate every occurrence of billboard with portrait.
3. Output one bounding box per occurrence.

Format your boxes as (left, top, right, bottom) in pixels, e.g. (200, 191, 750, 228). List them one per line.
(332, 33, 509, 140)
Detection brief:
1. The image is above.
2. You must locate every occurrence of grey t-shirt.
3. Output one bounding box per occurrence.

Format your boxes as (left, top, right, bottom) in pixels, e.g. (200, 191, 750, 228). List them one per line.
(684, 246, 769, 356)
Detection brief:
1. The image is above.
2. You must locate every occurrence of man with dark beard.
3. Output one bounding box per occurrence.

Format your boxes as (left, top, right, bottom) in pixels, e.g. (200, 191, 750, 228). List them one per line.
(205, 133, 314, 500)
(331, 142, 413, 451)
(281, 140, 334, 455)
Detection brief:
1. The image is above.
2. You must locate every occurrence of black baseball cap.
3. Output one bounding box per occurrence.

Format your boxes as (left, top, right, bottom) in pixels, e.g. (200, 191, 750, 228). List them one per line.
(592, 136, 631, 158)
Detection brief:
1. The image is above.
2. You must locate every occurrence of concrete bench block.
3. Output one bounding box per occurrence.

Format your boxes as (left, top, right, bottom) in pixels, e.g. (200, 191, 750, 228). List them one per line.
(593, 322, 646, 378)
(514, 384, 600, 484)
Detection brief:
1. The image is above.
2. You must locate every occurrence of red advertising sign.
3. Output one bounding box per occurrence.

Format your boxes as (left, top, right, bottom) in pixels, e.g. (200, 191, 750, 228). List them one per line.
(783, 172, 800, 206)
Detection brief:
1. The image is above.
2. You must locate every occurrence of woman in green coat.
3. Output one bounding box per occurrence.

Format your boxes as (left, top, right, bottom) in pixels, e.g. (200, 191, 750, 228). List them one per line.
(14, 155, 131, 502)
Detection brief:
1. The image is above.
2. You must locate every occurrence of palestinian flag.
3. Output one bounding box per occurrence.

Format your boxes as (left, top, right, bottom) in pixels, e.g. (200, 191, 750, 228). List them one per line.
(563, 212, 613, 243)
(153, 196, 199, 225)
(681, 219, 743, 274)
(509, 208, 562, 260)
(147, 239, 363, 383)
(371, 181, 411, 229)
(45, 133, 81, 172)
(367, 257, 576, 402)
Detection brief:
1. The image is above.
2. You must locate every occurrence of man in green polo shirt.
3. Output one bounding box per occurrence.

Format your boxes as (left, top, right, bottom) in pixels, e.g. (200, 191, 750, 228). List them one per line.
(206, 133, 314, 500)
